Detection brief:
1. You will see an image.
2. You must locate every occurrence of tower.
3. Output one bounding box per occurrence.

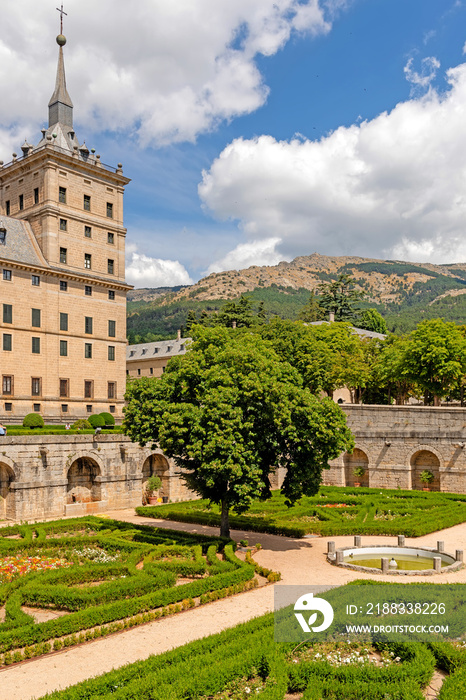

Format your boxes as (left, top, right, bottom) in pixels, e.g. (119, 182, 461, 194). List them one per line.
(0, 19, 131, 422)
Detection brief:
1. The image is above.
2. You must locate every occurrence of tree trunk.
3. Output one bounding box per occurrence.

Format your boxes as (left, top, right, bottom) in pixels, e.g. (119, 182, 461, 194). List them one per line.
(220, 499, 230, 539)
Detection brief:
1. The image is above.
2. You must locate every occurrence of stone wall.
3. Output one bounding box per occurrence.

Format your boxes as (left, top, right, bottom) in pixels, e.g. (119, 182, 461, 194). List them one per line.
(324, 405, 466, 493)
(0, 434, 195, 522)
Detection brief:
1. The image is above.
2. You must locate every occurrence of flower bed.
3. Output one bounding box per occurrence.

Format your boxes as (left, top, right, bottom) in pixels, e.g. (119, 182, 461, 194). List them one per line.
(0, 516, 275, 665)
(139, 486, 466, 537)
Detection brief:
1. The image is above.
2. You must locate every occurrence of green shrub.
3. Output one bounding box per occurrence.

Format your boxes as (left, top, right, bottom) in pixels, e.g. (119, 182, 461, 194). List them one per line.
(88, 414, 105, 428)
(72, 419, 92, 431)
(22, 413, 45, 429)
(99, 412, 115, 426)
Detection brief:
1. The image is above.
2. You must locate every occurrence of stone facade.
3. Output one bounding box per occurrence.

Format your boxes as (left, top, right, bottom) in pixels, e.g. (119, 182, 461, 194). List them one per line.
(0, 34, 130, 423)
(325, 404, 466, 493)
(126, 336, 189, 379)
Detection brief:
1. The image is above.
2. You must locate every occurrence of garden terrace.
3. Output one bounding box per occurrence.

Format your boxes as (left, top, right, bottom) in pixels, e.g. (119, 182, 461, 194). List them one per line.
(137, 486, 466, 537)
(0, 516, 274, 665)
(35, 586, 466, 699)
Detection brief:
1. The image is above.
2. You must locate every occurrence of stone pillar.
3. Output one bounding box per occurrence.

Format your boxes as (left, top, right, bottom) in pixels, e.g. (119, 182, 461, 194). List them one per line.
(336, 551, 344, 565)
(437, 541, 445, 553)
(354, 536, 361, 547)
(327, 541, 336, 554)
(433, 557, 441, 572)
(456, 550, 464, 562)
(397, 535, 405, 547)
(381, 558, 389, 574)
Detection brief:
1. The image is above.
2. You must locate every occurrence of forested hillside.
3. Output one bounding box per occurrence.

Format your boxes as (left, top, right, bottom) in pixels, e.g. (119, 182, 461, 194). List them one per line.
(127, 254, 466, 341)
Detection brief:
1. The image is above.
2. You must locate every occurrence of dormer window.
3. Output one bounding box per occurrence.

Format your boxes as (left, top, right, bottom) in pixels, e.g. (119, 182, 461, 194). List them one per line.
(0, 228, 6, 245)
(153, 348, 159, 354)
(141, 348, 147, 355)
(129, 350, 135, 357)
(166, 346, 172, 352)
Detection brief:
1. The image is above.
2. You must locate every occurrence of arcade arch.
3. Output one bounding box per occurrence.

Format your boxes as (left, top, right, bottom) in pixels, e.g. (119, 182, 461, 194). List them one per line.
(410, 450, 440, 491)
(344, 448, 369, 487)
(142, 453, 170, 502)
(66, 457, 101, 504)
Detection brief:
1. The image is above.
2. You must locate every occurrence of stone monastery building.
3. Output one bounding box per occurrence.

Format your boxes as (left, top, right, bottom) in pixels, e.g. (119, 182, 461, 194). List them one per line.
(0, 30, 130, 423)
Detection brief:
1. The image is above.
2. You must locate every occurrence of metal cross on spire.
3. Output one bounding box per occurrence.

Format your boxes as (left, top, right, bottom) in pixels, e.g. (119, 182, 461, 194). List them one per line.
(56, 4, 67, 34)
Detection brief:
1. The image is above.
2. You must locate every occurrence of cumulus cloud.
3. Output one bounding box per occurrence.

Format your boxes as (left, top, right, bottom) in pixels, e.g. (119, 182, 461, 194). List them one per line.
(199, 61, 466, 265)
(206, 237, 287, 274)
(126, 250, 194, 288)
(0, 0, 331, 148)
(404, 56, 440, 94)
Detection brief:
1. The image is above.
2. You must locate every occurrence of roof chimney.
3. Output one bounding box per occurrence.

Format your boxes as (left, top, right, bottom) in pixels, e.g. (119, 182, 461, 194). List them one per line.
(329, 312, 335, 323)
(177, 329, 181, 340)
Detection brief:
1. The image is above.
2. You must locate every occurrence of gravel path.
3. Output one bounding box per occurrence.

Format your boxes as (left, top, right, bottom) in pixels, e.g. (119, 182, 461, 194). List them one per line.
(1, 510, 465, 700)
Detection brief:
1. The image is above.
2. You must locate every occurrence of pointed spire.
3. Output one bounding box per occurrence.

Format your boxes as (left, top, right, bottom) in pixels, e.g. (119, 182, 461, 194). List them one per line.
(48, 32, 73, 128)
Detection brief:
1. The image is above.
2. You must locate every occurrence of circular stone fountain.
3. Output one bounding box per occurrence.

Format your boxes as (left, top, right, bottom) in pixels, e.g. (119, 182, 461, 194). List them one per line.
(327, 536, 463, 576)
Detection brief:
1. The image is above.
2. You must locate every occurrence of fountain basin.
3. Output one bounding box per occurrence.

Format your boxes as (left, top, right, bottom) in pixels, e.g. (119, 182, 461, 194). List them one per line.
(327, 538, 463, 576)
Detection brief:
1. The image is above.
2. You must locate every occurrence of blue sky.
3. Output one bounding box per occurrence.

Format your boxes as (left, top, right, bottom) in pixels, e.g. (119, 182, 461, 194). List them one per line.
(2, 1, 466, 286)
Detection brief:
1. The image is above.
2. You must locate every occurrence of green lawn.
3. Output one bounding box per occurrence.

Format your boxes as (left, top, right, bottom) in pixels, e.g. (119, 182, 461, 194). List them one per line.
(139, 486, 466, 537)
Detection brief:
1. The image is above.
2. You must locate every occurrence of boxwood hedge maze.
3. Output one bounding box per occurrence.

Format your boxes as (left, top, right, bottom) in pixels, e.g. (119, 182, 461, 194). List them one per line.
(0, 516, 275, 666)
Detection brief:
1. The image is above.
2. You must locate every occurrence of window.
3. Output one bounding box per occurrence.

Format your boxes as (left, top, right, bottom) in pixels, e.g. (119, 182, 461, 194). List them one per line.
(2, 376, 12, 395)
(84, 343, 92, 358)
(34, 188, 39, 204)
(106, 202, 113, 218)
(19, 194, 24, 211)
(5, 201, 10, 216)
(32, 275, 40, 286)
(85, 285, 92, 296)
(3, 270, 11, 281)
(107, 259, 114, 275)
(60, 247, 67, 264)
(60, 340, 68, 356)
(107, 232, 114, 244)
(59, 312, 68, 331)
(86, 405, 92, 413)
(59, 186, 67, 204)
(4, 403, 12, 412)
(84, 380, 93, 398)
(31, 378, 41, 396)
(108, 345, 115, 361)
(59, 218, 67, 231)
(61, 404, 68, 413)
(108, 320, 116, 337)
(84, 253, 92, 269)
(83, 194, 91, 211)
(84, 225, 92, 238)
(31, 308, 41, 328)
(150, 367, 153, 375)
(108, 290, 115, 300)
(137, 368, 141, 376)
(32, 337, 40, 354)
(0, 229, 5, 245)
(59, 379, 69, 397)
(3, 334, 12, 351)
(3, 304, 12, 324)
(85, 317, 93, 334)
(108, 381, 116, 399)
(141, 349, 147, 355)
(60, 280, 67, 291)
(33, 404, 41, 412)
(153, 348, 158, 354)
(109, 405, 115, 413)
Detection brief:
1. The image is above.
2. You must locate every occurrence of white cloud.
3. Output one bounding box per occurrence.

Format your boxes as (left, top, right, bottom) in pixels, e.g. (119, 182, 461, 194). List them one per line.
(404, 56, 440, 94)
(0, 0, 331, 148)
(206, 237, 287, 274)
(126, 251, 194, 288)
(199, 61, 466, 265)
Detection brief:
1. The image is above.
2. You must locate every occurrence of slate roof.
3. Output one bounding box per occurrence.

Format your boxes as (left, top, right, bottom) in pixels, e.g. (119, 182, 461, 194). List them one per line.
(126, 338, 191, 362)
(0, 217, 49, 268)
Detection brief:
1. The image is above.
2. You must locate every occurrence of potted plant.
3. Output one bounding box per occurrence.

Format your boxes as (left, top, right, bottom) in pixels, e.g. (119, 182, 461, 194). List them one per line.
(419, 470, 434, 491)
(145, 475, 162, 505)
(353, 466, 366, 487)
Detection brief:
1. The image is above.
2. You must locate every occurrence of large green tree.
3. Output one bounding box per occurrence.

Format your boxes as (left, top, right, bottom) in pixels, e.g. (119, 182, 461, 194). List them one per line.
(124, 326, 353, 536)
(317, 274, 364, 321)
(402, 319, 466, 404)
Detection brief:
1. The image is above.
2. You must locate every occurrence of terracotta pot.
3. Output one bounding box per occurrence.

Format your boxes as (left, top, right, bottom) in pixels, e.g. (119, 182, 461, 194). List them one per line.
(147, 496, 158, 505)
(354, 482, 361, 487)
(422, 487, 430, 492)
